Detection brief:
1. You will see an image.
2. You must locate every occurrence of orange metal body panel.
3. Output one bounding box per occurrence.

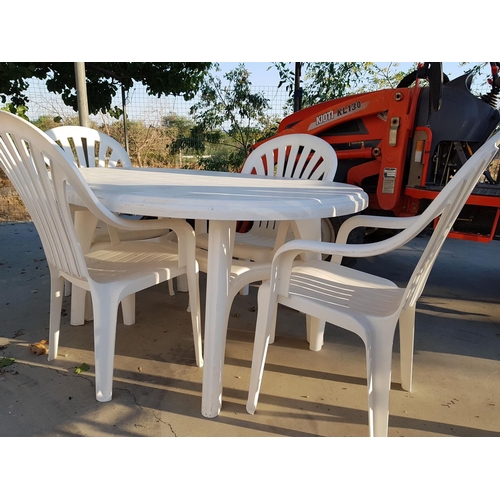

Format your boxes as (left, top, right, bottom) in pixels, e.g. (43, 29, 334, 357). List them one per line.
(276, 87, 423, 212)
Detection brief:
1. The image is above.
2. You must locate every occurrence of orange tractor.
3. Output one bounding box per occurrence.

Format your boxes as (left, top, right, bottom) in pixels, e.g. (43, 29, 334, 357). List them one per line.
(255, 62, 500, 243)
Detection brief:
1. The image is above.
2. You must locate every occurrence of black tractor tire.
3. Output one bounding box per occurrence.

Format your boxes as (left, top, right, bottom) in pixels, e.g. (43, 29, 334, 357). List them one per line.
(321, 216, 365, 267)
(397, 68, 450, 89)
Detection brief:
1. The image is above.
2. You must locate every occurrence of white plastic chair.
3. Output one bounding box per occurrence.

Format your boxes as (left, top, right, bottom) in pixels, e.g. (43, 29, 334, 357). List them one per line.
(246, 130, 500, 437)
(0, 111, 203, 403)
(46, 125, 132, 169)
(46, 126, 175, 322)
(195, 134, 338, 263)
(45, 125, 169, 244)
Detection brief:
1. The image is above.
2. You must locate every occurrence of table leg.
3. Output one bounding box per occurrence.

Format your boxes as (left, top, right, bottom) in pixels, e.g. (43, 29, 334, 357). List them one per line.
(291, 219, 321, 260)
(201, 220, 235, 418)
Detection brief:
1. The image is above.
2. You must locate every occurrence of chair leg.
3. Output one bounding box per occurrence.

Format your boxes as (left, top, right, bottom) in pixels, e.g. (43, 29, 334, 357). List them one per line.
(306, 315, 326, 351)
(48, 272, 65, 361)
(168, 279, 175, 296)
(399, 305, 416, 392)
(246, 281, 277, 414)
(239, 260, 251, 295)
(121, 294, 136, 326)
(70, 285, 87, 326)
(84, 291, 93, 321)
(365, 330, 395, 437)
(185, 267, 203, 367)
(91, 288, 120, 402)
(176, 274, 189, 293)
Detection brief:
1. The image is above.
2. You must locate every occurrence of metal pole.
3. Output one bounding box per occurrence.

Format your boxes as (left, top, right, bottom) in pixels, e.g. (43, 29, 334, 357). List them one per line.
(74, 62, 90, 127)
(121, 84, 129, 154)
(293, 62, 303, 112)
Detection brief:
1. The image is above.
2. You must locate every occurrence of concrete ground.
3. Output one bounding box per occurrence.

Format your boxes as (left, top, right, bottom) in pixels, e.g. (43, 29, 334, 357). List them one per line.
(0, 221, 499, 438)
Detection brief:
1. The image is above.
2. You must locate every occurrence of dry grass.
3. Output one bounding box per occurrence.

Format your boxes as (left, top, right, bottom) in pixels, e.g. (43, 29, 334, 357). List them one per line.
(0, 176, 30, 222)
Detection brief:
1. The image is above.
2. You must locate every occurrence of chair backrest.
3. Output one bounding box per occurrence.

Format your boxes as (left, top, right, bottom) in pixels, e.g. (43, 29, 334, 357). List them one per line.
(45, 125, 132, 169)
(242, 133, 337, 181)
(0, 112, 129, 280)
(400, 131, 500, 309)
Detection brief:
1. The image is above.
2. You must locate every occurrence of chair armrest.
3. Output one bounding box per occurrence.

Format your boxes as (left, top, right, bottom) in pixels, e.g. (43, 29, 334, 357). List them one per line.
(336, 215, 419, 244)
(106, 215, 188, 234)
(269, 225, 420, 295)
(276, 221, 423, 261)
(333, 215, 420, 264)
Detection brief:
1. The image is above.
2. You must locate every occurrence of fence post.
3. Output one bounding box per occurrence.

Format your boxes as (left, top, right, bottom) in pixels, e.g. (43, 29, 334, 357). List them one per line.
(121, 84, 129, 155)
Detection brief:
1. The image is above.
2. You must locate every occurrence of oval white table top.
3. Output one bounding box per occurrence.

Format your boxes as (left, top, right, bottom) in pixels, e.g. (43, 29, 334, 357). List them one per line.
(74, 167, 368, 220)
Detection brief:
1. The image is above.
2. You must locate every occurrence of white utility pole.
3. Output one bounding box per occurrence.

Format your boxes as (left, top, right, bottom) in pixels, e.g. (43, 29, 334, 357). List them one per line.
(74, 62, 90, 127)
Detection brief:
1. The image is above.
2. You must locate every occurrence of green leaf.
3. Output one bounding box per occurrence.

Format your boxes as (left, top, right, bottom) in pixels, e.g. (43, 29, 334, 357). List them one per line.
(74, 362, 90, 374)
(0, 357, 15, 369)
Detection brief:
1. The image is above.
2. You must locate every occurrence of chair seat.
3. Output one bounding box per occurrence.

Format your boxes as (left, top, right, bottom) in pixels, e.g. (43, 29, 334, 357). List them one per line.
(234, 232, 275, 248)
(161, 237, 272, 298)
(196, 231, 276, 262)
(84, 240, 184, 284)
(285, 260, 404, 319)
(197, 230, 276, 249)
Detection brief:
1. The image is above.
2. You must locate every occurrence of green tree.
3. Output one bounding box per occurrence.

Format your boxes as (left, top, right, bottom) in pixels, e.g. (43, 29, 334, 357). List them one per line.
(189, 64, 272, 171)
(275, 62, 369, 111)
(163, 112, 196, 138)
(1, 103, 29, 121)
(355, 62, 414, 92)
(165, 114, 207, 167)
(274, 62, 423, 112)
(0, 62, 213, 115)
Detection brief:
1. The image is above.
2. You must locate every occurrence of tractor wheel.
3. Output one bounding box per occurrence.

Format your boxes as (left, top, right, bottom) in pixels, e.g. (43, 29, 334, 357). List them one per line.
(397, 64, 450, 111)
(320, 216, 365, 267)
(397, 68, 450, 88)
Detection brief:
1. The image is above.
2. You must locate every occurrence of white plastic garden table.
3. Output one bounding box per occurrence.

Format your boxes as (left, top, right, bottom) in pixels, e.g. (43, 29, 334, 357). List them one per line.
(67, 167, 368, 418)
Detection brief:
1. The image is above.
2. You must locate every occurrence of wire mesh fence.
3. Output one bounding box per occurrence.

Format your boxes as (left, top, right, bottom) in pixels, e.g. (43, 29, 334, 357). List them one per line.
(19, 78, 291, 126)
